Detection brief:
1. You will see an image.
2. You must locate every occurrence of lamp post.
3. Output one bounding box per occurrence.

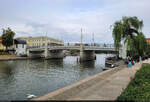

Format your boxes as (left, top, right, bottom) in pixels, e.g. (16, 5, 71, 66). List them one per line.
(92, 33, 94, 46)
(81, 28, 83, 45)
(45, 32, 48, 58)
(80, 28, 84, 50)
(80, 28, 84, 62)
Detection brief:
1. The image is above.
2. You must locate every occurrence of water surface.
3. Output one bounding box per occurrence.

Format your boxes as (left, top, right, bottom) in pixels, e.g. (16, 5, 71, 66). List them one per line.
(0, 54, 113, 100)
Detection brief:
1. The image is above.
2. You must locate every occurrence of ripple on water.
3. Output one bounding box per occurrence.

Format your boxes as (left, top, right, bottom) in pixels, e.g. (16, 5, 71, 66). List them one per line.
(0, 54, 114, 100)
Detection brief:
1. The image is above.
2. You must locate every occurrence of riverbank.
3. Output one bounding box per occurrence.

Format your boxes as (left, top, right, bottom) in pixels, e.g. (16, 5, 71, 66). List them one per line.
(33, 59, 150, 100)
(0, 55, 28, 61)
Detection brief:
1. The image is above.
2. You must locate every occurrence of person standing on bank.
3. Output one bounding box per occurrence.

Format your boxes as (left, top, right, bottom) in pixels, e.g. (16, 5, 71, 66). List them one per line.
(128, 60, 132, 67)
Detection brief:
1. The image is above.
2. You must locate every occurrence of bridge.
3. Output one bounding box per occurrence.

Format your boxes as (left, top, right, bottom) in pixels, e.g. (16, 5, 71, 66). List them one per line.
(26, 45, 122, 62)
(26, 28, 127, 61)
(28, 45, 115, 51)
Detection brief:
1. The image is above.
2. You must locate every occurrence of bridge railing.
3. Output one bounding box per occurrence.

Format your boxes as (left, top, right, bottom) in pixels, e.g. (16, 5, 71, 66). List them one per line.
(27, 45, 115, 49)
(64, 43, 114, 47)
(46, 46, 115, 51)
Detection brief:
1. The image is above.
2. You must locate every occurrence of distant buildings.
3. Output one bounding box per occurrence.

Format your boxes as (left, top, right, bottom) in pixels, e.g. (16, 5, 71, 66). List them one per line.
(0, 35, 64, 56)
(14, 39, 27, 56)
(146, 38, 150, 44)
(13, 36, 64, 56)
(17, 36, 64, 47)
(0, 39, 5, 50)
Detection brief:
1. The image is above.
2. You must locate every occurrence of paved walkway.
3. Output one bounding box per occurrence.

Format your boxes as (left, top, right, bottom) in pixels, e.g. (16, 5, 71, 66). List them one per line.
(34, 59, 150, 100)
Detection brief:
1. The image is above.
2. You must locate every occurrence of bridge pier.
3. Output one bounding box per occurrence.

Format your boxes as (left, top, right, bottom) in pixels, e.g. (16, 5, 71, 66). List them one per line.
(27, 50, 44, 58)
(80, 50, 96, 62)
(27, 49, 30, 57)
(79, 45, 96, 62)
(45, 50, 64, 59)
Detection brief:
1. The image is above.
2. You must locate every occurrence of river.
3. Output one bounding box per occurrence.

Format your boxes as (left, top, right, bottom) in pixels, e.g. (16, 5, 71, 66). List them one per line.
(0, 54, 113, 100)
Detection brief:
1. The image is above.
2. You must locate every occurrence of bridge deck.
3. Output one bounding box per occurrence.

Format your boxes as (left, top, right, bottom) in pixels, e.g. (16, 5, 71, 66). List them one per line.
(28, 46, 116, 51)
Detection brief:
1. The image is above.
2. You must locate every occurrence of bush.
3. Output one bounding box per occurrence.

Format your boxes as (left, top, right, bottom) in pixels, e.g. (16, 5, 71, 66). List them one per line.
(0, 51, 11, 55)
(70, 49, 79, 54)
(117, 64, 150, 101)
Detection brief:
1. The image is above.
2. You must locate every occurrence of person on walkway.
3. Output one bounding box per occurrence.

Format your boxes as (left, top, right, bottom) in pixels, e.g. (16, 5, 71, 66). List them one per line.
(131, 59, 135, 65)
(128, 60, 132, 67)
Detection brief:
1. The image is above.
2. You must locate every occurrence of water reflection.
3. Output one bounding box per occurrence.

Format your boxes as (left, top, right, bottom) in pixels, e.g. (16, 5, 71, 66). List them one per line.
(79, 61, 95, 69)
(0, 54, 113, 100)
(47, 59, 64, 68)
(0, 61, 14, 77)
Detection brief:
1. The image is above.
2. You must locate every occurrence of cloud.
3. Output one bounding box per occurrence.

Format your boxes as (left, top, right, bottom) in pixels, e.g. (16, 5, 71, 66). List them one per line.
(0, 0, 150, 44)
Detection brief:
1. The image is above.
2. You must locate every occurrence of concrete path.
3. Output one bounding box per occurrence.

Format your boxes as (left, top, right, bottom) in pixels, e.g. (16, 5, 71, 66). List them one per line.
(33, 59, 150, 100)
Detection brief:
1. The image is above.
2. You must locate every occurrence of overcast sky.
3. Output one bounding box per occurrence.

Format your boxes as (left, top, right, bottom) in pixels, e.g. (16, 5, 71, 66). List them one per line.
(0, 0, 149, 43)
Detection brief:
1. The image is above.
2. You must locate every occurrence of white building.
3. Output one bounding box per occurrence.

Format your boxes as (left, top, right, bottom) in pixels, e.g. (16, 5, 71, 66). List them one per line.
(14, 39, 27, 56)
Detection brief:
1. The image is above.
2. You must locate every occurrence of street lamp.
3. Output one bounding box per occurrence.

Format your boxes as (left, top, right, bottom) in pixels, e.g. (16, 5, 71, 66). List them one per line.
(81, 28, 83, 45)
(92, 33, 94, 46)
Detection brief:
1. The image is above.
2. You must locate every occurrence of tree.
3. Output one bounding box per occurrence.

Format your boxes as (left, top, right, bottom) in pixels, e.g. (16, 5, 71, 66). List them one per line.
(112, 21, 123, 57)
(112, 16, 145, 59)
(134, 33, 147, 57)
(127, 32, 147, 60)
(146, 44, 150, 57)
(2, 28, 15, 50)
(121, 16, 143, 39)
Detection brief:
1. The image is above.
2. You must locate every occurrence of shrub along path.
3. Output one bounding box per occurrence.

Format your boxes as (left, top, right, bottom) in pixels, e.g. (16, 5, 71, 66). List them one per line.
(118, 63, 150, 101)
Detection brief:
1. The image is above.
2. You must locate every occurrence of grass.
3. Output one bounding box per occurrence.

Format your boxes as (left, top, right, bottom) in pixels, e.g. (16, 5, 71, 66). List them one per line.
(0, 51, 11, 55)
(117, 63, 150, 102)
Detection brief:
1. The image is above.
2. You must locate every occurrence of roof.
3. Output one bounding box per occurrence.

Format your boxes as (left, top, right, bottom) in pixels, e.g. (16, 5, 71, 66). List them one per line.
(0, 37, 2, 43)
(17, 36, 63, 42)
(14, 39, 27, 44)
(146, 38, 150, 40)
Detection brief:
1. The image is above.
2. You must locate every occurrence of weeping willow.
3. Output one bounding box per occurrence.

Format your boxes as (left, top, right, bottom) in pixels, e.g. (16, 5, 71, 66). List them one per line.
(127, 33, 147, 59)
(112, 16, 146, 59)
(112, 21, 123, 57)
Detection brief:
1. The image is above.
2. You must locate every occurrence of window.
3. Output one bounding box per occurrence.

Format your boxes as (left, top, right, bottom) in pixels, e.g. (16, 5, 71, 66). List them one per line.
(22, 44, 24, 48)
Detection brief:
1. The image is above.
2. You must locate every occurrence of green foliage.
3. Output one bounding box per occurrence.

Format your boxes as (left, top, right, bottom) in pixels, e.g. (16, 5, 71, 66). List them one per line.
(134, 33, 147, 57)
(112, 21, 123, 56)
(70, 49, 79, 54)
(122, 16, 143, 38)
(112, 16, 145, 58)
(127, 32, 147, 58)
(146, 44, 150, 57)
(2, 28, 15, 49)
(0, 51, 11, 55)
(118, 64, 150, 101)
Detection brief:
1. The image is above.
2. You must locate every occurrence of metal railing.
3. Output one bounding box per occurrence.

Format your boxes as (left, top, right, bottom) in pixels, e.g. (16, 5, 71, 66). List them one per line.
(27, 43, 114, 49)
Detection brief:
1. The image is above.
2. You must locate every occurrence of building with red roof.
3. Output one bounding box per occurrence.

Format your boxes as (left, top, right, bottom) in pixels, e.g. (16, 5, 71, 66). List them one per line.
(146, 38, 150, 44)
